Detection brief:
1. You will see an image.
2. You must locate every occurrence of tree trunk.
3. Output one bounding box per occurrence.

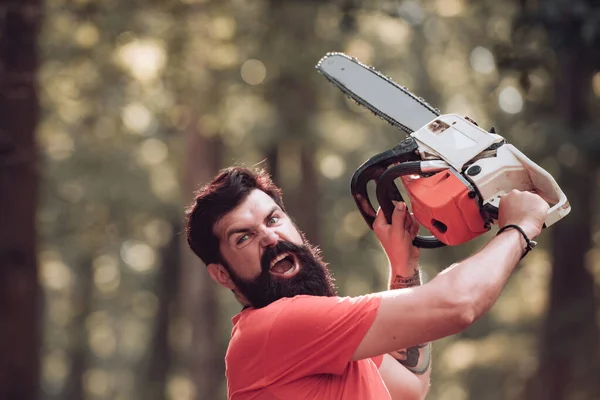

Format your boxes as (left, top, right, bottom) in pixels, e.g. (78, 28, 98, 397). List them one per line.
(0, 1, 42, 399)
(533, 43, 600, 400)
(534, 169, 600, 400)
(64, 258, 94, 400)
(142, 225, 181, 400)
(264, 1, 322, 245)
(522, 15, 600, 400)
(179, 133, 223, 400)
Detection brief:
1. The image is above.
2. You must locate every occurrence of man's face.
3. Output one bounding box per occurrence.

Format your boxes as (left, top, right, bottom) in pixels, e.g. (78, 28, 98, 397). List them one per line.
(213, 189, 336, 308)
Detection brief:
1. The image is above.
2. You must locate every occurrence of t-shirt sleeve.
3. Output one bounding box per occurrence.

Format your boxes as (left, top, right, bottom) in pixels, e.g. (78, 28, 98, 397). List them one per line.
(265, 294, 381, 377)
(371, 354, 384, 369)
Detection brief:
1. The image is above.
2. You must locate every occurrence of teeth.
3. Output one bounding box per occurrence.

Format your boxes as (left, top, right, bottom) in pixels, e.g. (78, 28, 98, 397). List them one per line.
(270, 253, 289, 269)
(282, 263, 296, 275)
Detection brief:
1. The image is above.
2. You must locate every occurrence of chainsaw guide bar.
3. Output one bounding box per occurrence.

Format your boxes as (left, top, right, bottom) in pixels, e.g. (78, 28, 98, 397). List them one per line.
(316, 52, 441, 134)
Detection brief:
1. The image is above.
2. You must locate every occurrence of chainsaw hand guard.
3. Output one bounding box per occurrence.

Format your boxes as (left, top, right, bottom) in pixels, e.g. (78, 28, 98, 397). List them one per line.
(350, 137, 420, 228)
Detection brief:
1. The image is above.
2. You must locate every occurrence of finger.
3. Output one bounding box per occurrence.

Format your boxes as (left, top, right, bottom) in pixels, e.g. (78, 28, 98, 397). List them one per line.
(391, 201, 407, 234)
(404, 208, 413, 231)
(409, 213, 419, 237)
(372, 206, 388, 234)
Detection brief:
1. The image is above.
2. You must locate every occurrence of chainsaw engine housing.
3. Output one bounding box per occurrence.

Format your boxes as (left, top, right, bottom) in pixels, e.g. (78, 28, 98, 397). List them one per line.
(400, 170, 489, 246)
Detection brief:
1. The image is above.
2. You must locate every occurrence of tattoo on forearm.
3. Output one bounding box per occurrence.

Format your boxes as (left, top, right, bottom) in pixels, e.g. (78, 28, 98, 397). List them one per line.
(391, 343, 432, 375)
(389, 268, 431, 374)
(391, 269, 421, 289)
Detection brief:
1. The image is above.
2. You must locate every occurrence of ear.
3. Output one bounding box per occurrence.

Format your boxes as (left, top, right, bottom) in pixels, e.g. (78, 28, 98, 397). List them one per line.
(207, 263, 236, 290)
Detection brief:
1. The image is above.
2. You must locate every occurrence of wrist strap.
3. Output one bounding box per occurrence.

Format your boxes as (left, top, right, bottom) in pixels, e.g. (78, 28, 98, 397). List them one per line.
(496, 224, 537, 259)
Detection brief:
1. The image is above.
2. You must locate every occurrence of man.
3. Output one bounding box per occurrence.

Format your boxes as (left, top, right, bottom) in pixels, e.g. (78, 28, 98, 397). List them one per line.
(185, 166, 549, 399)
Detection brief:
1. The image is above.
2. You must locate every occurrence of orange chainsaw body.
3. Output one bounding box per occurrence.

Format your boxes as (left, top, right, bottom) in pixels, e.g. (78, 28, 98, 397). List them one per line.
(400, 171, 489, 246)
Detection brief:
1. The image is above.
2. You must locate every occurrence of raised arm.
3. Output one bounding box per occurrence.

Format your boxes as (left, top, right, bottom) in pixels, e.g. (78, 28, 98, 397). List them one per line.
(353, 189, 549, 361)
(370, 201, 432, 399)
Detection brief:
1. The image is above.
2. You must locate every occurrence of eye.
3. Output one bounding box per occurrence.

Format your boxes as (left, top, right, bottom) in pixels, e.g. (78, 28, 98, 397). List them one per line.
(237, 233, 251, 245)
(267, 216, 280, 225)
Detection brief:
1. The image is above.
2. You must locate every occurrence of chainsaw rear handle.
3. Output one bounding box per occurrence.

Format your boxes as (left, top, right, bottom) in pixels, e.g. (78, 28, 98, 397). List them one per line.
(508, 144, 571, 227)
(350, 137, 420, 228)
(472, 144, 571, 228)
(376, 162, 448, 249)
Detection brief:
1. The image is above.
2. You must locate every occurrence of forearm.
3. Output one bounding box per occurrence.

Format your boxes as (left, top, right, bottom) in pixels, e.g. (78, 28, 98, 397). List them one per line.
(433, 228, 526, 322)
(387, 262, 432, 394)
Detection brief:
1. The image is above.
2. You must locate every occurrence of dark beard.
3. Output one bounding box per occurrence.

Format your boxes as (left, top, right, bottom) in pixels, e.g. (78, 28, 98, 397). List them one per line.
(224, 240, 337, 309)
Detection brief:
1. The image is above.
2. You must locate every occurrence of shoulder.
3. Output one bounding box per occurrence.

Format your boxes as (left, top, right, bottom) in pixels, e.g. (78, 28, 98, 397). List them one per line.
(226, 301, 290, 366)
(230, 294, 381, 342)
(271, 294, 382, 335)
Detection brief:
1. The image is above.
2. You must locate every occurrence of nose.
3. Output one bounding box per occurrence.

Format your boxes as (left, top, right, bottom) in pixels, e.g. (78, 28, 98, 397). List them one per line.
(259, 227, 280, 247)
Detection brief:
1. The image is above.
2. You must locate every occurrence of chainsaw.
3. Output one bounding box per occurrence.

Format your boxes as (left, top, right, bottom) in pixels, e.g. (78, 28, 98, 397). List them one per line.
(316, 52, 571, 249)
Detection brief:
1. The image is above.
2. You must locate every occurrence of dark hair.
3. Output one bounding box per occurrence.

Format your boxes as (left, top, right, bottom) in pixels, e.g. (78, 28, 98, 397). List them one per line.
(185, 166, 286, 266)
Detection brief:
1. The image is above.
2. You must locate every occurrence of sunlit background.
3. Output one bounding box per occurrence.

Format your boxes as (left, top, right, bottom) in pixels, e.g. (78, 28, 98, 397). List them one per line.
(4, 0, 598, 399)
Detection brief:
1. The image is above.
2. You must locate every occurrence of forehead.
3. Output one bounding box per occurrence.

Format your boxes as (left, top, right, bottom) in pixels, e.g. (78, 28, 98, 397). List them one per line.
(213, 189, 280, 239)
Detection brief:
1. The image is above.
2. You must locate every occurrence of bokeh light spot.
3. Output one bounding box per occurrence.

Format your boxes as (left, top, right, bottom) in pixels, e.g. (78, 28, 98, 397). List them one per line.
(343, 210, 370, 239)
(43, 130, 74, 161)
(89, 325, 117, 359)
(143, 218, 173, 247)
(116, 38, 166, 82)
(319, 153, 346, 179)
(42, 350, 70, 394)
(374, 18, 412, 47)
(120, 240, 157, 273)
(150, 165, 179, 202)
(93, 260, 121, 294)
(120, 318, 149, 360)
(241, 59, 267, 85)
(167, 375, 196, 400)
(435, 0, 464, 17)
(40, 258, 73, 292)
(83, 369, 111, 397)
(74, 22, 100, 48)
(209, 44, 239, 70)
(498, 86, 523, 114)
(344, 38, 374, 65)
(211, 16, 236, 40)
(440, 340, 477, 371)
(470, 46, 496, 74)
(122, 103, 153, 134)
(58, 180, 84, 204)
(138, 138, 168, 166)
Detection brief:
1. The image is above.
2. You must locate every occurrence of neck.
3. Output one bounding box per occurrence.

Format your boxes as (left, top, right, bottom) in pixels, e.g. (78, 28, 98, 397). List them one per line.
(232, 289, 251, 308)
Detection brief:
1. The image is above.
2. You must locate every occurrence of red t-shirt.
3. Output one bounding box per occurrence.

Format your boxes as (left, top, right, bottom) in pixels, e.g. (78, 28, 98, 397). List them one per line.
(224, 294, 390, 399)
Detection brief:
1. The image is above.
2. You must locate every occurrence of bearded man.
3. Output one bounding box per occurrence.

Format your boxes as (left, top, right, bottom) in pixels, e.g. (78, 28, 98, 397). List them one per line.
(185, 166, 549, 400)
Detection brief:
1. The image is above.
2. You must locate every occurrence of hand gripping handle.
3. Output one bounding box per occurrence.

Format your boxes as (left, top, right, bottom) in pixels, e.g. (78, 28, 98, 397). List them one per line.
(479, 144, 571, 227)
(506, 144, 571, 227)
(376, 163, 447, 249)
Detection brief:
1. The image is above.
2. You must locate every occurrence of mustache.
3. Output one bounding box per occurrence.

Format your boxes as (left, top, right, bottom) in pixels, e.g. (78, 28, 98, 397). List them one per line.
(260, 241, 308, 272)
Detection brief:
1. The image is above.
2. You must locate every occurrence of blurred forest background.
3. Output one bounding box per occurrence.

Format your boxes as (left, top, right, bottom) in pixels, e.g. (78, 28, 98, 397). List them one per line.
(1, 0, 600, 399)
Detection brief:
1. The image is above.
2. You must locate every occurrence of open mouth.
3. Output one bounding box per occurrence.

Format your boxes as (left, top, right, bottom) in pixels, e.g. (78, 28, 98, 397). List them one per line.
(269, 252, 299, 277)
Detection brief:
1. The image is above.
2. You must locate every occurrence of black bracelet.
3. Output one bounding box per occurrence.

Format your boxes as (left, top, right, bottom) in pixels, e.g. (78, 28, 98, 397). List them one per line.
(496, 224, 537, 259)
